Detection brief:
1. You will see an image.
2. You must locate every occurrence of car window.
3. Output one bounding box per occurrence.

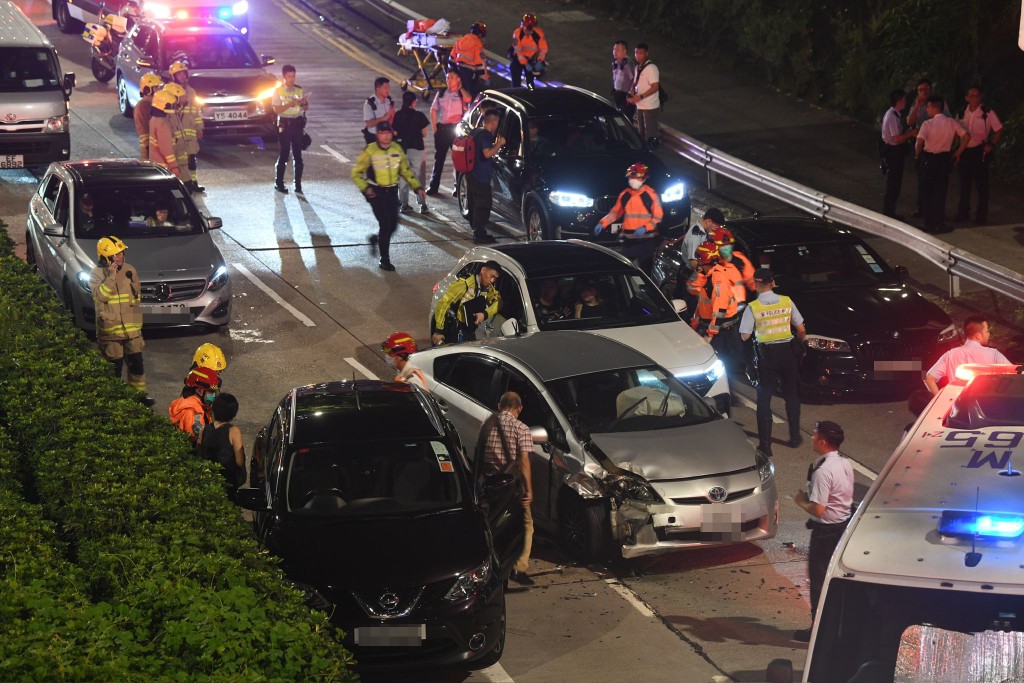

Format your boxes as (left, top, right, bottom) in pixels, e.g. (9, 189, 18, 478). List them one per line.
(548, 366, 715, 437)
(496, 366, 555, 431)
(526, 113, 643, 157)
(132, 26, 152, 52)
(501, 111, 523, 158)
(760, 241, 896, 288)
(41, 175, 62, 213)
(526, 271, 676, 330)
(285, 440, 462, 516)
(53, 184, 70, 229)
(468, 99, 499, 128)
(75, 183, 203, 239)
(0, 47, 61, 91)
(446, 355, 499, 408)
(163, 34, 259, 70)
(432, 354, 457, 384)
(493, 270, 525, 329)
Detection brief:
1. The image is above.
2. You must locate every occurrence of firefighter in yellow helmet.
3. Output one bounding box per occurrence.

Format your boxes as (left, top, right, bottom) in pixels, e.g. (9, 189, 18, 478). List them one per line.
(190, 343, 227, 374)
(169, 60, 205, 193)
(90, 237, 153, 405)
(134, 73, 163, 161)
(161, 81, 190, 185)
(149, 90, 181, 179)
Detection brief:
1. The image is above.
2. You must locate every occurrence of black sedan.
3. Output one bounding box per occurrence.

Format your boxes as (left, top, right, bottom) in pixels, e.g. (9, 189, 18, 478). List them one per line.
(456, 87, 690, 241)
(652, 216, 959, 397)
(236, 380, 527, 671)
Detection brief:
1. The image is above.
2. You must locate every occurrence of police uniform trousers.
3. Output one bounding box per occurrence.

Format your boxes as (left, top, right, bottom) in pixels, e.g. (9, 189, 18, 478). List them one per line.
(369, 185, 400, 262)
(956, 145, 990, 222)
(429, 123, 457, 192)
(808, 517, 849, 617)
(466, 172, 492, 238)
(275, 117, 305, 188)
(920, 150, 952, 230)
(612, 90, 636, 121)
(881, 143, 906, 218)
(755, 339, 802, 450)
(710, 315, 743, 375)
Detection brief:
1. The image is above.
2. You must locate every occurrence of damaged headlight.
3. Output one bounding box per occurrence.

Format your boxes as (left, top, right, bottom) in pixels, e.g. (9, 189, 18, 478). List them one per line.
(443, 556, 493, 603)
(756, 449, 775, 485)
(607, 473, 662, 504)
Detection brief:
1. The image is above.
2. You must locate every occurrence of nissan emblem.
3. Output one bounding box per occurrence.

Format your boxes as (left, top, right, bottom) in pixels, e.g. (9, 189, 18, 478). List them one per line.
(378, 592, 400, 611)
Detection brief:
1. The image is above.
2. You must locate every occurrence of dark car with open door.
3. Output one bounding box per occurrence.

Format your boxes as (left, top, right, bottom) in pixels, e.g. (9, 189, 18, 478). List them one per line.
(236, 380, 531, 671)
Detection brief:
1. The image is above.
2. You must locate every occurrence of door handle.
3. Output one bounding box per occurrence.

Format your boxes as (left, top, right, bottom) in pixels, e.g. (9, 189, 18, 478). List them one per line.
(435, 398, 449, 412)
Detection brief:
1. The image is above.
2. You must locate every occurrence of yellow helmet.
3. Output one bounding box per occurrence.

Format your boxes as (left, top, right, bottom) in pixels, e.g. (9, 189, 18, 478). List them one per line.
(140, 73, 163, 94)
(169, 61, 189, 76)
(97, 236, 127, 258)
(162, 82, 185, 99)
(192, 343, 227, 372)
(152, 90, 177, 112)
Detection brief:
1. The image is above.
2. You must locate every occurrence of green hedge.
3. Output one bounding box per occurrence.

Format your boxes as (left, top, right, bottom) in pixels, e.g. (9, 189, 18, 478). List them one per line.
(0, 225, 357, 681)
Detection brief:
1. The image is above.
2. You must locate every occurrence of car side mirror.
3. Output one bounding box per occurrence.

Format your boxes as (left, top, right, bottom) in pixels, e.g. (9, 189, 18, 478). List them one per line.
(261, 54, 276, 66)
(63, 72, 76, 94)
(136, 58, 152, 68)
(500, 318, 521, 337)
(42, 222, 65, 237)
(671, 298, 687, 314)
(234, 487, 270, 511)
(205, 215, 223, 229)
(895, 265, 908, 283)
(529, 426, 548, 445)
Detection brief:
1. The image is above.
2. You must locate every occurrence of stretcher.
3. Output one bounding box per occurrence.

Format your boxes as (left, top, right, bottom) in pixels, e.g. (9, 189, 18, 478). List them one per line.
(397, 20, 458, 99)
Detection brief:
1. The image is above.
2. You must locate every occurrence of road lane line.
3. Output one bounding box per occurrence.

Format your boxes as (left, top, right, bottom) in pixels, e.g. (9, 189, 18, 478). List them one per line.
(848, 458, 878, 480)
(465, 664, 514, 682)
(344, 357, 380, 380)
(734, 392, 784, 423)
(232, 263, 317, 327)
(321, 144, 351, 164)
(603, 578, 655, 618)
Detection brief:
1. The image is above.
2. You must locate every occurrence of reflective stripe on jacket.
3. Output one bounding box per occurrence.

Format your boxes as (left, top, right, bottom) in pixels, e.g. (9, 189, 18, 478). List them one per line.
(512, 26, 547, 63)
(148, 116, 179, 173)
(351, 142, 421, 191)
(89, 263, 143, 339)
(748, 296, 795, 343)
(179, 84, 203, 152)
(134, 97, 153, 161)
(708, 263, 739, 328)
(453, 33, 486, 69)
(433, 274, 501, 332)
(599, 185, 663, 235)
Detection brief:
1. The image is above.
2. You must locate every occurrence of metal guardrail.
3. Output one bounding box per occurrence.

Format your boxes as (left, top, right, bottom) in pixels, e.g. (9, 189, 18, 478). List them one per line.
(662, 124, 1024, 304)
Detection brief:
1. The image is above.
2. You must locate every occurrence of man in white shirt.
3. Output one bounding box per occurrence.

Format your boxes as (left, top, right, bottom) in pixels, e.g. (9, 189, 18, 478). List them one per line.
(880, 89, 918, 219)
(915, 95, 969, 232)
(955, 85, 1003, 225)
(627, 42, 660, 150)
(362, 76, 395, 145)
(924, 314, 1011, 395)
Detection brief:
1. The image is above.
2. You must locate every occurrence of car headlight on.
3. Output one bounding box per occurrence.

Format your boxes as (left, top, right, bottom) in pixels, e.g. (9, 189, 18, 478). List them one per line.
(549, 191, 594, 208)
(76, 271, 92, 293)
(443, 556, 493, 602)
(937, 323, 959, 344)
(804, 334, 851, 353)
(705, 359, 725, 383)
(207, 265, 229, 292)
(257, 85, 280, 101)
(45, 115, 68, 133)
(756, 449, 775, 485)
(660, 181, 686, 203)
(232, 0, 249, 15)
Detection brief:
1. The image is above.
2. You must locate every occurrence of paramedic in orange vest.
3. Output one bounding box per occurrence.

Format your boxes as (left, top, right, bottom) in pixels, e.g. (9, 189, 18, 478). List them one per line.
(710, 225, 754, 305)
(451, 22, 489, 97)
(169, 366, 221, 444)
(687, 241, 718, 335)
(594, 162, 664, 273)
(510, 13, 548, 88)
(688, 238, 743, 370)
(382, 332, 429, 391)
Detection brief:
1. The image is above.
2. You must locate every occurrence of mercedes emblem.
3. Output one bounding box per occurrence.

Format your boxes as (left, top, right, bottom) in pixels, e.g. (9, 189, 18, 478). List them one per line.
(707, 486, 728, 503)
(155, 283, 171, 301)
(378, 592, 400, 611)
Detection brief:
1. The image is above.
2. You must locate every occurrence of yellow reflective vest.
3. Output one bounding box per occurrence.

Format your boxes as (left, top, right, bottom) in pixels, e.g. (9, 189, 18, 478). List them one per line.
(433, 274, 501, 333)
(351, 142, 421, 192)
(748, 296, 794, 343)
(90, 263, 143, 340)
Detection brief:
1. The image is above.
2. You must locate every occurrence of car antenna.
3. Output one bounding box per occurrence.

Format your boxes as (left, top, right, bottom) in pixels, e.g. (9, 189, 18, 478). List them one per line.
(965, 486, 982, 568)
(352, 374, 362, 411)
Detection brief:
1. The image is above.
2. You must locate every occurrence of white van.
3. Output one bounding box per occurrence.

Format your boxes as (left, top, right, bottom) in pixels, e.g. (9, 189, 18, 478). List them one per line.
(0, 0, 75, 170)
(803, 363, 1024, 682)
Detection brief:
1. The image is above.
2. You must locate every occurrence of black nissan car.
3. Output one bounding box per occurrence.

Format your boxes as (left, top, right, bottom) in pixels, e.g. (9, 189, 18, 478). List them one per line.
(236, 381, 526, 671)
(652, 216, 959, 397)
(455, 87, 690, 241)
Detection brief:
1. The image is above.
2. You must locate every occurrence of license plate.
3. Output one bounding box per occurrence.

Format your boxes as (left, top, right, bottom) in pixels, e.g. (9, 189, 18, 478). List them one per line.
(144, 302, 190, 324)
(700, 504, 743, 540)
(1, 154, 25, 169)
(873, 360, 921, 372)
(213, 110, 248, 121)
(354, 624, 426, 647)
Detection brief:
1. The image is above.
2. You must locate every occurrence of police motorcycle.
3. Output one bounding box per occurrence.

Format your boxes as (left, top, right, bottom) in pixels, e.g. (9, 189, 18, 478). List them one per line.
(81, 2, 139, 83)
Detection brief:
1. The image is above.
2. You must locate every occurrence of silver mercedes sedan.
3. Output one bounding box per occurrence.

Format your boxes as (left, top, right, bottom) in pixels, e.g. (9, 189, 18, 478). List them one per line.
(25, 159, 230, 331)
(413, 330, 779, 561)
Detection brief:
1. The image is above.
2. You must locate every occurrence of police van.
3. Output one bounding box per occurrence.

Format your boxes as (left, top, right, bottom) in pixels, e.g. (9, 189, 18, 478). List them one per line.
(802, 363, 1024, 682)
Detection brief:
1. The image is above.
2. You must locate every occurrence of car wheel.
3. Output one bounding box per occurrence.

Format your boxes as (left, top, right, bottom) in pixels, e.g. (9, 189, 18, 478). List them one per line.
(456, 173, 470, 220)
(91, 58, 115, 84)
(25, 233, 37, 273)
(55, 0, 84, 34)
(117, 76, 133, 118)
(525, 203, 548, 242)
(472, 586, 506, 669)
(559, 492, 611, 564)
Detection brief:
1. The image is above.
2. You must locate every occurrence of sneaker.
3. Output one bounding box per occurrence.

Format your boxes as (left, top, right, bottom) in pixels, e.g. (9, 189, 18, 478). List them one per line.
(510, 570, 535, 586)
(792, 628, 812, 643)
(425, 188, 439, 196)
(368, 234, 378, 255)
(400, 204, 413, 214)
(473, 234, 497, 245)
(419, 204, 429, 214)
(378, 260, 396, 272)
(789, 434, 804, 449)
(274, 184, 288, 194)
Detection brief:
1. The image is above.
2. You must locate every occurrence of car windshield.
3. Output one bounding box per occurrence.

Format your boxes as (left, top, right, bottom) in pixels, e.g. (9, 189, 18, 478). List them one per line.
(526, 272, 677, 330)
(286, 439, 463, 517)
(75, 184, 202, 239)
(548, 366, 715, 436)
(759, 240, 896, 288)
(527, 113, 643, 157)
(810, 578, 1024, 683)
(0, 48, 61, 92)
(164, 35, 259, 69)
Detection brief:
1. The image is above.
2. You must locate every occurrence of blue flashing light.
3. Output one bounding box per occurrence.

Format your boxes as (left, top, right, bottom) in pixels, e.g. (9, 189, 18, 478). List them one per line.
(218, 8, 232, 19)
(939, 510, 1024, 540)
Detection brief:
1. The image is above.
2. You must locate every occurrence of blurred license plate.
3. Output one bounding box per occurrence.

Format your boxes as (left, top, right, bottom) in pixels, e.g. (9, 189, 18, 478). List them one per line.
(873, 360, 921, 371)
(354, 624, 425, 647)
(214, 110, 248, 121)
(144, 303, 190, 324)
(1, 154, 25, 169)
(701, 504, 743, 540)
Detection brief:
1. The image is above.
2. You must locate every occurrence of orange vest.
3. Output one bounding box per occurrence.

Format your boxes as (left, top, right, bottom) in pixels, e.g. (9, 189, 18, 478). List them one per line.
(599, 185, 663, 235)
(689, 265, 739, 335)
(453, 33, 486, 69)
(168, 394, 208, 443)
(725, 251, 755, 304)
(512, 26, 548, 63)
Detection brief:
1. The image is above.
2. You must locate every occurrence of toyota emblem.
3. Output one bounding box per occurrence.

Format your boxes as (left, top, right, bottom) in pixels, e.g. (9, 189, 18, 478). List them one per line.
(4, 113, 16, 123)
(378, 592, 400, 611)
(707, 486, 727, 503)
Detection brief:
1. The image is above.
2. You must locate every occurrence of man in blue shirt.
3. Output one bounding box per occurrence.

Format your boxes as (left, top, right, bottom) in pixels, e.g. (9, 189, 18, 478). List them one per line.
(467, 109, 505, 244)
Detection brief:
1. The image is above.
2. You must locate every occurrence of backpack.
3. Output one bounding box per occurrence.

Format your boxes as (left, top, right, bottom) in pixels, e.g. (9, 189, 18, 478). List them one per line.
(451, 133, 477, 174)
(634, 61, 668, 110)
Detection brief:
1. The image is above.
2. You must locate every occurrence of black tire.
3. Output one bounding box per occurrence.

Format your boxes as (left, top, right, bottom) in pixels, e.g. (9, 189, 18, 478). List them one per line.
(456, 173, 470, 219)
(472, 587, 506, 669)
(25, 233, 37, 273)
(559, 493, 611, 564)
(92, 58, 115, 84)
(55, 0, 84, 34)
(117, 76, 133, 118)
(525, 202, 548, 242)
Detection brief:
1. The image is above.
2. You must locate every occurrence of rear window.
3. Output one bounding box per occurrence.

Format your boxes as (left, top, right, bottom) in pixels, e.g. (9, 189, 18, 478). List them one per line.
(293, 390, 443, 444)
(0, 48, 61, 92)
(75, 183, 202, 239)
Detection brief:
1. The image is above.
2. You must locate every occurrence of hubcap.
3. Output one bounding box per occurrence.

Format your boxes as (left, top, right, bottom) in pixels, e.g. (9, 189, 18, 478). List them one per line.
(527, 210, 542, 241)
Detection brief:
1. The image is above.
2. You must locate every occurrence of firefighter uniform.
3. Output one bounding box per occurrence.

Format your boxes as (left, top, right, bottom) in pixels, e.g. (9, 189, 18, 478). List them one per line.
(149, 114, 180, 177)
(90, 245, 146, 394)
(134, 95, 153, 161)
(178, 83, 204, 190)
(597, 182, 663, 272)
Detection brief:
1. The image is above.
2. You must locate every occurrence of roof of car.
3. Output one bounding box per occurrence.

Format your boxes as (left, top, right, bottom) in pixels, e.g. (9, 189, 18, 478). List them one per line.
(481, 86, 616, 117)
(490, 240, 635, 278)
(62, 160, 177, 186)
(149, 17, 241, 35)
(291, 380, 445, 444)
(725, 216, 860, 248)
(467, 331, 656, 381)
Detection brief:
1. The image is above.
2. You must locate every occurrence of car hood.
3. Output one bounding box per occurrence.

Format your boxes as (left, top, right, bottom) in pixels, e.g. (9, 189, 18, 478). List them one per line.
(536, 150, 671, 195)
(588, 322, 714, 375)
(785, 283, 950, 340)
(0, 91, 67, 118)
(189, 70, 278, 98)
(589, 418, 756, 481)
(280, 507, 489, 589)
(74, 234, 223, 279)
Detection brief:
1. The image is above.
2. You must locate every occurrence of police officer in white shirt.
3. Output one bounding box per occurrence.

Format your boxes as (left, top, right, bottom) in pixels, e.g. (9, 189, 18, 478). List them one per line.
(915, 95, 969, 232)
(792, 420, 854, 642)
(924, 314, 1011, 395)
(956, 85, 1003, 225)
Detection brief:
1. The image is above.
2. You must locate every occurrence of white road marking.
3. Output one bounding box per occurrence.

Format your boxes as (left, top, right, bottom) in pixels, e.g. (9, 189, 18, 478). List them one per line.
(734, 393, 784, 423)
(344, 357, 380, 380)
(232, 263, 317, 327)
(603, 578, 655, 618)
(371, 0, 425, 19)
(849, 458, 878, 481)
(464, 664, 514, 682)
(321, 144, 351, 164)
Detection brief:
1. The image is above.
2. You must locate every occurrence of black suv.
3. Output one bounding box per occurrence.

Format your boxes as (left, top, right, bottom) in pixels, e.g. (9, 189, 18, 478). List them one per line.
(455, 87, 690, 241)
(236, 380, 526, 671)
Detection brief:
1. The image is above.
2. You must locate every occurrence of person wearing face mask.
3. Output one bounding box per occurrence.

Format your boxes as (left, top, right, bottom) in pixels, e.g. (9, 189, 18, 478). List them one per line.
(381, 332, 428, 390)
(594, 162, 663, 273)
(169, 366, 221, 445)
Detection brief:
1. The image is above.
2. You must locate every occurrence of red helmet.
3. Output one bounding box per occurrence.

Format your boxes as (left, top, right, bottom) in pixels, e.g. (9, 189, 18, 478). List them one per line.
(470, 22, 487, 37)
(185, 366, 221, 391)
(521, 13, 538, 29)
(695, 241, 720, 266)
(382, 332, 418, 358)
(709, 226, 735, 247)
(626, 162, 649, 180)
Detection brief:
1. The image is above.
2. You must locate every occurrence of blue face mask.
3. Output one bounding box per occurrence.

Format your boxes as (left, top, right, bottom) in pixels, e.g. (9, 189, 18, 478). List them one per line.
(719, 245, 734, 258)
(203, 391, 217, 405)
